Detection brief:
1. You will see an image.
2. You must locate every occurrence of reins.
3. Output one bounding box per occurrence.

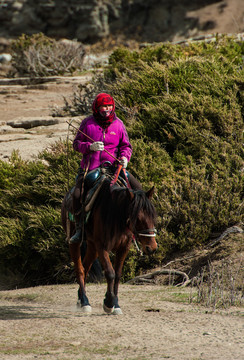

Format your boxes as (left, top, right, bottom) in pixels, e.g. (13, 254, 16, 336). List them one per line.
(110, 164, 131, 189)
(131, 233, 143, 255)
(66, 121, 122, 164)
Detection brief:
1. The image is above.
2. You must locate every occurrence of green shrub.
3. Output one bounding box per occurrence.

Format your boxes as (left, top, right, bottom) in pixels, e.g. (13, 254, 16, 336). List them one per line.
(106, 36, 244, 258)
(0, 143, 80, 287)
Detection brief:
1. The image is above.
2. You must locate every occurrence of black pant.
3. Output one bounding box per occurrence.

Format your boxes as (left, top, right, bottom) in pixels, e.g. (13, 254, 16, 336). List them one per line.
(126, 172, 142, 190)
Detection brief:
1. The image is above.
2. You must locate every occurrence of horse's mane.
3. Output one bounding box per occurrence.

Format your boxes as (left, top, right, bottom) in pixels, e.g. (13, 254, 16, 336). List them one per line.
(128, 188, 156, 226)
(90, 178, 156, 240)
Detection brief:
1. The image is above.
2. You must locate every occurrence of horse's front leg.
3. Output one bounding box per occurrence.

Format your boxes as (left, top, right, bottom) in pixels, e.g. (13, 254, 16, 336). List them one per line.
(98, 249, 116, 314)
(69, 242, 91, 313)
(113, 246, 130, 315)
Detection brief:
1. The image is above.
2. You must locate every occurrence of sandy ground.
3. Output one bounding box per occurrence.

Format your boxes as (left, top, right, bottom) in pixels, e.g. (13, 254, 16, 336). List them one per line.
(0, 283, 243, 360)
(0, 75, 91, 162)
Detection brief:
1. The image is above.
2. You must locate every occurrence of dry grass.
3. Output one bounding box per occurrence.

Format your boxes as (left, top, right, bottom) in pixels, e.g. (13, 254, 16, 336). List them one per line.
(189, 258, 243, 308)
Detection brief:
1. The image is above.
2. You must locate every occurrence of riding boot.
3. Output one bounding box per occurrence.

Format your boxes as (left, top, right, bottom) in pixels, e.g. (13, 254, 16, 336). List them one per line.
(70, 213, 83, 244)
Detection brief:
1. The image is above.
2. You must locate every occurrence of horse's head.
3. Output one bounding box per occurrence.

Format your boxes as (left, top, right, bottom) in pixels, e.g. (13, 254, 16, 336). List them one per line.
(127, 186, 157, 255)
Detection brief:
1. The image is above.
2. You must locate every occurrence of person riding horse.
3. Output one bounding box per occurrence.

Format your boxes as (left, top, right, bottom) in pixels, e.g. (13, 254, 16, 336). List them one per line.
(62, 93, 157, 314)
(71, 92, 142, 243)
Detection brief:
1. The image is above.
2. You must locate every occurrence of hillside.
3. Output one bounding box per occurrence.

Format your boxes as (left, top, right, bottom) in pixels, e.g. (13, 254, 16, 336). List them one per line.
(0, 0, 243, 45)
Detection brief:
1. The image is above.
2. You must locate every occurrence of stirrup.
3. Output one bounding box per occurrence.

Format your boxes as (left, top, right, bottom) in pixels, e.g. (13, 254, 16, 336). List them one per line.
(70, 228, 82, 244)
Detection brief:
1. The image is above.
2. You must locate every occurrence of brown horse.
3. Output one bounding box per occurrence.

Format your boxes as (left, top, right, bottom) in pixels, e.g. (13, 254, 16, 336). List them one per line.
(61, 177, 157, 315)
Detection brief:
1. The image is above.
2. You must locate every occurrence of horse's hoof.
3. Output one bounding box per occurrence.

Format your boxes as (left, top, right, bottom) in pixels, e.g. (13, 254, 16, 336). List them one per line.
(81, 305, 92, 314)
(112, 307, 123, 315)
(103, 303, 115, 314)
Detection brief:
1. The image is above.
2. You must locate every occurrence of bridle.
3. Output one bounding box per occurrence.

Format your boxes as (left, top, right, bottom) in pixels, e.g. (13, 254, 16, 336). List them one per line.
(133, 228, 157, 255)
(135, 228, 157, 238)
(126, 220, 157, 255)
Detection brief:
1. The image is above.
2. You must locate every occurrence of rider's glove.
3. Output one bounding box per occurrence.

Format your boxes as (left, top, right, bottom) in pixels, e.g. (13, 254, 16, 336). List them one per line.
(90, 141, 104, 152)
(120, 156, 128, 169)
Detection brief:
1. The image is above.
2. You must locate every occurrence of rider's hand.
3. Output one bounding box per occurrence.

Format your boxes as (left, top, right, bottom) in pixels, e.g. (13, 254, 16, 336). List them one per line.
(120, 156, 128, 169)
(90, 141, 104, 152)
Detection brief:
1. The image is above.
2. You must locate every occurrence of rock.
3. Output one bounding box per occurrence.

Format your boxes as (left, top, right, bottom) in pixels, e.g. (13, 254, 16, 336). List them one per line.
(0, 124, 20, 133)
(0, 53, 12, 63)
(7, 117, 61, 129)
(0, 0, 243, 44)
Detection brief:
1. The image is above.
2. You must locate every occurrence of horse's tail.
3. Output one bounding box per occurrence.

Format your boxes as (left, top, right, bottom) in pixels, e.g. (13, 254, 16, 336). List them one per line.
(61, 192, 75, 242)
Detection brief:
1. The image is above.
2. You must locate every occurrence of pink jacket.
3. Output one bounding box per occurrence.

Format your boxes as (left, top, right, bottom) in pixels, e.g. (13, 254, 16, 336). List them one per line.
(73, 115, 132, 171)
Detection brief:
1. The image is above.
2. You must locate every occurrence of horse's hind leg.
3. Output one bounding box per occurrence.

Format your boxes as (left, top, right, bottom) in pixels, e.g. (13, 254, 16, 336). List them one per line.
(82, 242, 98, 282)
(69, 242, 91, 313)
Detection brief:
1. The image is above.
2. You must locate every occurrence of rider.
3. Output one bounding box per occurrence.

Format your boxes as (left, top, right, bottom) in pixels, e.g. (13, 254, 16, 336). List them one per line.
(70, 92, 142, 243)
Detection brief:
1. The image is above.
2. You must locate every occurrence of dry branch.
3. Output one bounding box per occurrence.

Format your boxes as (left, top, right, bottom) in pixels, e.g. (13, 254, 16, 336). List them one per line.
(207, 225, 243, 248)
(126, 268, 190, 286)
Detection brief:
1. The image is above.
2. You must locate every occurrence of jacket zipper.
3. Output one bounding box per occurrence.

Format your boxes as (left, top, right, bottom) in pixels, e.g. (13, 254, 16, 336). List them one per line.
(100, 129, 105, 164)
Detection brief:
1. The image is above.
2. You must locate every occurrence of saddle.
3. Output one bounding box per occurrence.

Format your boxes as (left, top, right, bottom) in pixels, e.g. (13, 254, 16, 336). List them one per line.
(65, 165, 129, 222)
(83, 169, 106, 212)
(84, 165, 129, 212)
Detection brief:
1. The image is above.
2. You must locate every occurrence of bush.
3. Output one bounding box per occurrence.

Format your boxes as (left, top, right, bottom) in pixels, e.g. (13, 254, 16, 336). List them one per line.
(0, 144, 80, 287)
(11, 33, 85, 77)
(63, 35, 244, 256)
(104, 36, 244, 256)
(52, 34, 244, 262)
(58, 73, 108, 117)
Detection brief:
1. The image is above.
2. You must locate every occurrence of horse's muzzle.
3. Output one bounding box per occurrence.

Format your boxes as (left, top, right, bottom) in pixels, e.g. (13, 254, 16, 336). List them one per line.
(145, 245, 157, 255)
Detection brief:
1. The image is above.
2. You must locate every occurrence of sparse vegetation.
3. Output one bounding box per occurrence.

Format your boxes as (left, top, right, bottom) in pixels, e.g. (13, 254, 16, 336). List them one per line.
(189, 259, 243, 308)
(10, 33, 85, 77)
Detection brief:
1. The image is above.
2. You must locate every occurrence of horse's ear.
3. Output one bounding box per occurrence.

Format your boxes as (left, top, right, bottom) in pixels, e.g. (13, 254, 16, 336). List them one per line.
(126, 188, 134, 201)
(146, 186, 154, 199)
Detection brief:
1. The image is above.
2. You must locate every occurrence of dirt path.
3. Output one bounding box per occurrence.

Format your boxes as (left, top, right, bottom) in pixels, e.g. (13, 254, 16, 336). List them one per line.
(0, 283, 243, 360)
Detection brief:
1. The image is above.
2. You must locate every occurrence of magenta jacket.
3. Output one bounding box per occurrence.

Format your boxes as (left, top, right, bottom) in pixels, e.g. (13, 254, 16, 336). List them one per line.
(73, 115, 132, 171)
